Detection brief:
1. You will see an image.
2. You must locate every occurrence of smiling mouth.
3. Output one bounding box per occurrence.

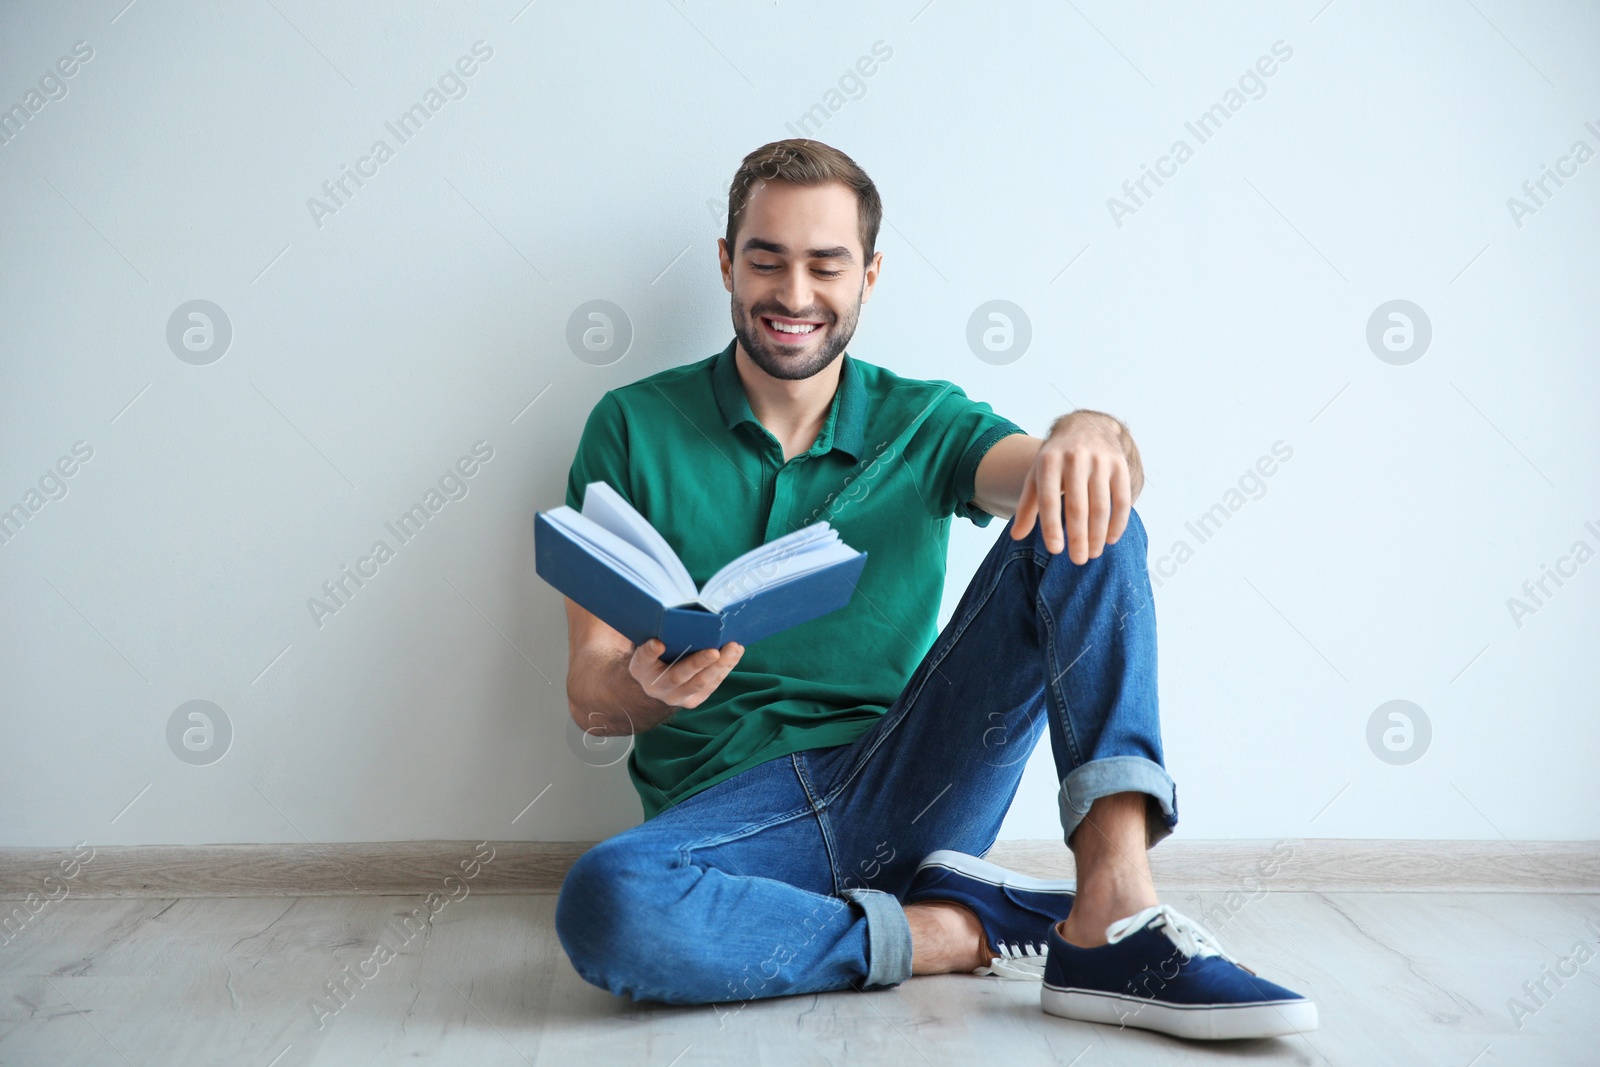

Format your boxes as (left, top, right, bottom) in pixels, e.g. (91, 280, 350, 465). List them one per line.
(760, 314, 824, 342)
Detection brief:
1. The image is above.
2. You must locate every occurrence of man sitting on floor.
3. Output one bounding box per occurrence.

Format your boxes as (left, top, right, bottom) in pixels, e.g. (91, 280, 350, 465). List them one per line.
(552, 137, 1317, 1042)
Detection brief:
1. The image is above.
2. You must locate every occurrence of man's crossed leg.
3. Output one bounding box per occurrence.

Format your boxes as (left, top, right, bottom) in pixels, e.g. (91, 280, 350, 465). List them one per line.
(556, 509, 1316, 1040)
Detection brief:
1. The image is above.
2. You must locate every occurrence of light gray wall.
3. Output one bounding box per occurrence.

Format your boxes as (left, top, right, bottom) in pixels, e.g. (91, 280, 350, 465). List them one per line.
(2, 1, 1595, 848)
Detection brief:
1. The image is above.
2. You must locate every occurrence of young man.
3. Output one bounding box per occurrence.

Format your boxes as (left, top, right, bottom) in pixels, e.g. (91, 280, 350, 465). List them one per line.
(553, 139, 1317, 1041)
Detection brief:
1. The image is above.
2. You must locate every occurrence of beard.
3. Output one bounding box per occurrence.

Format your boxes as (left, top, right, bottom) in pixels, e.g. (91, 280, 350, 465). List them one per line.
(730, 284, 862, 382)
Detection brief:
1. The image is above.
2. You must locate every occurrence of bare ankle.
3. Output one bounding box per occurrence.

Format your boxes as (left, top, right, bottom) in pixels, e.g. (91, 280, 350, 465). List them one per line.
(1056, 914, 1102, 948)
(906, 901, 989, 975)
(1064, 792, 1161, 949)
(1058, 890, 1159, 949)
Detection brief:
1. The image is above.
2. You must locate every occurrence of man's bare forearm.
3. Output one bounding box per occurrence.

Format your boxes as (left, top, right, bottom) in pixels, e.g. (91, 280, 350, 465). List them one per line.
(567, 646, 675, 736)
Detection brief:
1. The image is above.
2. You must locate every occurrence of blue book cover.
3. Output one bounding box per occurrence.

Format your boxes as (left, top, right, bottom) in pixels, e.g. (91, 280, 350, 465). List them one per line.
(534, 482, 867, 660)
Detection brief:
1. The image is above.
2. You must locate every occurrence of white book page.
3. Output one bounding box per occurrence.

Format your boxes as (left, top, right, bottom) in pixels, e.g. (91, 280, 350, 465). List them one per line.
(699, 540, 858, 612)
(700, 523, 831, 594)
(699, 523, 857, 613)
(578, 482, 698, 605)
(543, 506, 678, 605)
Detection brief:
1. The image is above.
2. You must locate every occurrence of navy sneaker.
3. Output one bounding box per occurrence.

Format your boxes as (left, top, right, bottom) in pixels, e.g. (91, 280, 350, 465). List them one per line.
(1041, 904, 1319, 1040)
(904, 850, 1077, 979)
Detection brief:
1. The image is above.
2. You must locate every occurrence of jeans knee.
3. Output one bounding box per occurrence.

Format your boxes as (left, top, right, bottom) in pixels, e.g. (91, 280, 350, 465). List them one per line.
(555, 837, 653, 993)
(1022, 505, 1149, 570)
(556, 837, 720, 1002)
(1102, 505, 1147, 555)
(1123, 506, 1148, 548)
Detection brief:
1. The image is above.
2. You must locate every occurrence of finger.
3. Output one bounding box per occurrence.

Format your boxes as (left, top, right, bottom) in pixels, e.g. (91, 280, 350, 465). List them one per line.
(675, 643, 745, 707)
(1011, 476, 1038, 539)
(630, 638, 678, 682)
(1086, 455, 1112, 559)
(628, 639, 665, 679)
(665, 643, 743, 707)
(1064, 451, 1092, 564)
(1038, 453, 1066, 554)
(665, 643, 739, 694)
(646, 645, 721, 695)
(1107, 457, 1132, 545)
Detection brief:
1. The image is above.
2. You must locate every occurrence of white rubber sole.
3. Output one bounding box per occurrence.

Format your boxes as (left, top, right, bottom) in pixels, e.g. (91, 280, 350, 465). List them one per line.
(916, 849, 1077, 893)
(1042, 984, 1319, 1041)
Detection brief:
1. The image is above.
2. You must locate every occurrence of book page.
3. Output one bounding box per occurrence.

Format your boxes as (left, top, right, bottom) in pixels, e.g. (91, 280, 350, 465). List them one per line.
(698, 522, 859, 613)
(699, 541, 859, 613)
(578, 481, 698, 605)
(699, 523, 830, 595)
(542, 506, 680, 605)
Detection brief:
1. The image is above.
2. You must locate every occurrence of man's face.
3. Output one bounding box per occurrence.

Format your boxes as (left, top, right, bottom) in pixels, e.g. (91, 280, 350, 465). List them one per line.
(720, 180, 882, 382)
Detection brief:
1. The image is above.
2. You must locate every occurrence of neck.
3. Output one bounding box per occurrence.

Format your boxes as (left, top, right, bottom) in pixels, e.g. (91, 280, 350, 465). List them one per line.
(734, 343, 842, 461)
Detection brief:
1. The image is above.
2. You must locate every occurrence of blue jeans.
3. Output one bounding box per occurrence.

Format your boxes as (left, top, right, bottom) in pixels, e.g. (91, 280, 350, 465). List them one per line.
(555, 509, 1178, 1006)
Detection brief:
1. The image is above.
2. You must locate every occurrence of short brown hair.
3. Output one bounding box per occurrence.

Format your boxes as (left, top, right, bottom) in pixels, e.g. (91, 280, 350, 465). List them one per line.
(725, 139, 883, 265)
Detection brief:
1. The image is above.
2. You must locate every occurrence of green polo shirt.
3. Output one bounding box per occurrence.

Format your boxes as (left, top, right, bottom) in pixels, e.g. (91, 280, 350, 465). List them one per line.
(565, 338, 1026, 819)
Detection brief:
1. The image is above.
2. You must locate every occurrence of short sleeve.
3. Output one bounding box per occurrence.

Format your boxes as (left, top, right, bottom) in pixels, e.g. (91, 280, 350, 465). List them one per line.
(919, 386, 1027, 526)
(564, 391, 632, 510)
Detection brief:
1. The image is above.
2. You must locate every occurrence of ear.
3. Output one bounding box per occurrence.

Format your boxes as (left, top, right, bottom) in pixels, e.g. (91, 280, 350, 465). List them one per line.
(860, 250, 884, 303)
(718, 237, 734, 293)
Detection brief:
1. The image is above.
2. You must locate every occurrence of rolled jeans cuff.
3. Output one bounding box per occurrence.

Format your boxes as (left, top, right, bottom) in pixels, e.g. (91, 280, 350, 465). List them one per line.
(840, 887, 913, 989)
(1058, 755, 1178, 850)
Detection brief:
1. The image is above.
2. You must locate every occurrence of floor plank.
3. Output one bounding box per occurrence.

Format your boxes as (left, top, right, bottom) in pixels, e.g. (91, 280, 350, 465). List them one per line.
(2, 891, 1596, 1065)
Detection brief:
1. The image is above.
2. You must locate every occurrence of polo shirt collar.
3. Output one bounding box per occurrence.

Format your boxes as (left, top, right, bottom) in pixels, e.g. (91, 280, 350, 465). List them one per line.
(711, 338, 867, 462)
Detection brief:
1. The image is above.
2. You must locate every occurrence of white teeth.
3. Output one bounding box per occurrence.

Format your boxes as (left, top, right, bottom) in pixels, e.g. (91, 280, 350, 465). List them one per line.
(767, 318, 818, 334)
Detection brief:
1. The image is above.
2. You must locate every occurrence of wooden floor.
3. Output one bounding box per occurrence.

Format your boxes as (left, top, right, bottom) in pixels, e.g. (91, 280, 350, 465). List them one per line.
(2, 890, 1597, 1065)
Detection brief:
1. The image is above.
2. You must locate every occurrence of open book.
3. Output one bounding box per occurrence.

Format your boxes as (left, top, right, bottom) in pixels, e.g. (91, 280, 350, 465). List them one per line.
(535, 481, 867, 658)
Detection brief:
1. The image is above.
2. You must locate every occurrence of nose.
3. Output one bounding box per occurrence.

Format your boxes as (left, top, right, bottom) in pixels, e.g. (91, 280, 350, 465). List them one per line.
(773, 265, 817, 319)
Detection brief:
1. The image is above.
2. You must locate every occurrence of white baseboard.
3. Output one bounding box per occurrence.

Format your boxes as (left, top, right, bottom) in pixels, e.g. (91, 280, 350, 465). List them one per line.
(1, 839, 1595, 899)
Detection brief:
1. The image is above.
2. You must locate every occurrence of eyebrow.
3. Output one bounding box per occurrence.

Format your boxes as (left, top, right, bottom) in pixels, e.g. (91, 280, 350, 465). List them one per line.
(740, 237, 855, 262)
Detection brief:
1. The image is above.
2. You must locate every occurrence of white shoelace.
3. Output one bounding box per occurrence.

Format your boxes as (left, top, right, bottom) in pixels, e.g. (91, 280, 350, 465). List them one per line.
(974, 939, 1049, 980)
(974, 905, 1243, 981)
(1105, 904, 1245, 968)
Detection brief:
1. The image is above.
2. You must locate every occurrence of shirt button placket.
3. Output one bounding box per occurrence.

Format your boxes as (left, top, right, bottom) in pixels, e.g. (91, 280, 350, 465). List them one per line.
(766, 459, 793, 542)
